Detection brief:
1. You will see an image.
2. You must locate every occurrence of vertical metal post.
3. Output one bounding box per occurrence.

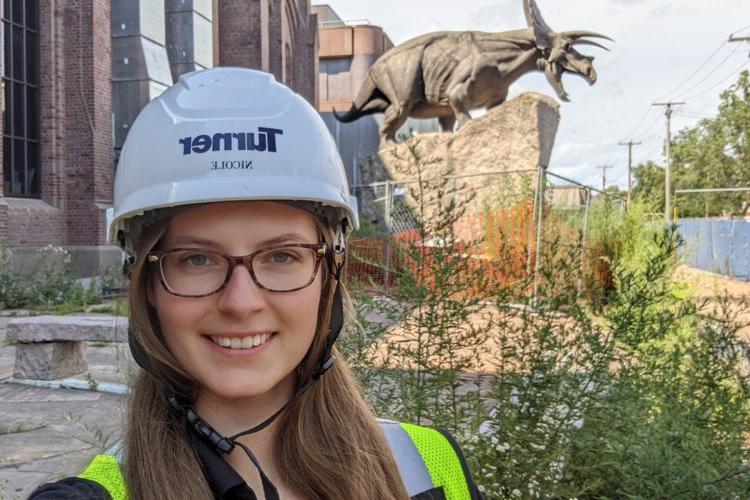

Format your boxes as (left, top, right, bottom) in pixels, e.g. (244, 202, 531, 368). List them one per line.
(384, 181, 393, 289)
(527, 168, 541, 276)
(533, 164, 547, 305)
(384, 180, 392, 234)
(578, 188, 592, 296)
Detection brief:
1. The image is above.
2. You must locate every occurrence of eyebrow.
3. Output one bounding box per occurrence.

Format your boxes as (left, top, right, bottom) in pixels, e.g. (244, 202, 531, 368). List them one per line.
(168, 232, 315, 249)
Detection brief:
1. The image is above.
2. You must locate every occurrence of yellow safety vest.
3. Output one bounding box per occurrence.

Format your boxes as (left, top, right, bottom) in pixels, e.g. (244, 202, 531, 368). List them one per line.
(79, 421, 477, 499)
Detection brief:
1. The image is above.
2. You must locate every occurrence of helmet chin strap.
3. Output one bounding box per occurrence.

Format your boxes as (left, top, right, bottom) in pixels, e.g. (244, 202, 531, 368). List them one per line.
(167, 229, 347, 499)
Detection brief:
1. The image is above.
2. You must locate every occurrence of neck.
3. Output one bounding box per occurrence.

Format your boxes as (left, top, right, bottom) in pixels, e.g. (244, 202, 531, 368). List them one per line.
(194, 374, 295, 453)
(193, 375, 297, 495)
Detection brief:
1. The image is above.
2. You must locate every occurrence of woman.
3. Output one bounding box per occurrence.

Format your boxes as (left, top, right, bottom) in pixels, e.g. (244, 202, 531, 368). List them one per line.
(30, 68, 482, 500)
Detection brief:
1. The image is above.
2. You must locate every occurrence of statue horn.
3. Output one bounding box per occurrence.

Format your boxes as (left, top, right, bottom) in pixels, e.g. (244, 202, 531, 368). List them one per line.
(564, 31, 614, 42)
(523, 0, 553, 48)
(572, 39, 610, 51)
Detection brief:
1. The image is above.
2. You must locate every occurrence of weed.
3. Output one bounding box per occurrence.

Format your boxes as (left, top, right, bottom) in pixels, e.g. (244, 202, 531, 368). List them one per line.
(62, 411, 117, 452)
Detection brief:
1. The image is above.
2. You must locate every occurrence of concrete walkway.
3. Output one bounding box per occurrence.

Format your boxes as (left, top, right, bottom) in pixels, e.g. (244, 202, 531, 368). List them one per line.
(0, 316, 130, 499)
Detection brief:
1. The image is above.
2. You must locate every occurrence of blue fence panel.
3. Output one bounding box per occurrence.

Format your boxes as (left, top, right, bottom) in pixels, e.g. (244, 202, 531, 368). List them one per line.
(677, 218, 750, 282)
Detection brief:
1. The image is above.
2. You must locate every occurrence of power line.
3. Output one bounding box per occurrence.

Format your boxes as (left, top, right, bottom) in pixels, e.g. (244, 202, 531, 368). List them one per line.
(654, 40, 728, 101)
(681, 60, 750, 101)
(626, 107, 659, 139)
(671, 44, 742, 99)
(635, 112, 664, 141)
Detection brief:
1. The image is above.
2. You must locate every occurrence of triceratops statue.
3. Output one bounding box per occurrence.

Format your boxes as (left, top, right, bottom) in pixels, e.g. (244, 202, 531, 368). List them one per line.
(334, 0, 611, 142)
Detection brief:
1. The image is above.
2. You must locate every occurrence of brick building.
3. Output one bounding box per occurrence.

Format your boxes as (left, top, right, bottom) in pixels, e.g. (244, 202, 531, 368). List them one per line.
(0, 0, 318, 273)
(312, 5, 437, 186)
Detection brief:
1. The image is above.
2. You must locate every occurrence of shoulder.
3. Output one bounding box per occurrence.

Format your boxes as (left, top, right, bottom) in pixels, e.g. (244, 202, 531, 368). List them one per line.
(28, 477, 111, 500)
(379, 420, 485, 500)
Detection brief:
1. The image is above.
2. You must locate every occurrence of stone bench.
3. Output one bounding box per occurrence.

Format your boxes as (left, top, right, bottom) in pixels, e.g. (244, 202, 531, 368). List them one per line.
(7, 315, 129, 380)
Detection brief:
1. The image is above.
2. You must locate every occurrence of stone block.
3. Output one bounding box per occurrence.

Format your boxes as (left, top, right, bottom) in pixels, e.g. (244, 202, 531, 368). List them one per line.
(7, 316, 129, 343)
(376, 92, 560, 179)
(14, 342, 88, 380)
(361, 92, 561, 237)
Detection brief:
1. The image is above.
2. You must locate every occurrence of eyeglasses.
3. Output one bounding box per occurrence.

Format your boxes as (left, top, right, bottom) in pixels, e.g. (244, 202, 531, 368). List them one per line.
(148, 243, 327, 297)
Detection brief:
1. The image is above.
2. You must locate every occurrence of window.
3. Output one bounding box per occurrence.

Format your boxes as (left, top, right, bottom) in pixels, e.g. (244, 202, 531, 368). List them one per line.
(3, 0, 39, 197)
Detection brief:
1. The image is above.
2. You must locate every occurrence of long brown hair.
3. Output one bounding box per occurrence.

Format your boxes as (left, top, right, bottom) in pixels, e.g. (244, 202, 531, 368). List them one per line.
(123, 213, 409, 499)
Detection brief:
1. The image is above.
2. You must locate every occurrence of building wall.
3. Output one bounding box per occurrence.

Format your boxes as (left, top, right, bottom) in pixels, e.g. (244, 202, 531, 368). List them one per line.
(318, 24, 393, 113)
(294, 0, 318, 107)
(61, 0, 113, 246)
(1, 0, 112, 248)
(315, 18, 438, 185)
(0, 0, 319, 263)
(216, 0, 316, 104)
(217, 0, 269, 71)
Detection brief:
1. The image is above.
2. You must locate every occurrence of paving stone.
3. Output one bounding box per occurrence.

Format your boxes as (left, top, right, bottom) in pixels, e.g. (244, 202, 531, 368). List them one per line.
(0, 470, 51, 500)
(0, 428, 94, 468)
(0, 383, 125, 496)
(0, 384, 102, 403)
(13, 342, 88, 380)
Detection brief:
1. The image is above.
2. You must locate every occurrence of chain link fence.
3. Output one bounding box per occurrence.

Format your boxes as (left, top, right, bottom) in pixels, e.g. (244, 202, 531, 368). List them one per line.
(346, 166, 626, 300)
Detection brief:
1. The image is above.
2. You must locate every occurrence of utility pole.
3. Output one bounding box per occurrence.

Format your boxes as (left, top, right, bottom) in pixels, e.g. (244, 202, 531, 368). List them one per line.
(618, 140, 641, 209)
(729, 34, 750, 57)
(653, 101, 684, 222)
(596, 165, 612, 191)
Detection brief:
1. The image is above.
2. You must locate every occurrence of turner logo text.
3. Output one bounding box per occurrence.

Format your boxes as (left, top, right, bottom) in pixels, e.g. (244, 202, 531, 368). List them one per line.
(180, 128, 283, 154)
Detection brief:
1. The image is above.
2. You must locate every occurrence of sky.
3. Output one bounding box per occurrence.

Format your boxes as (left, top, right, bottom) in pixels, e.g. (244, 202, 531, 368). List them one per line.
(319, 0, 750, 190)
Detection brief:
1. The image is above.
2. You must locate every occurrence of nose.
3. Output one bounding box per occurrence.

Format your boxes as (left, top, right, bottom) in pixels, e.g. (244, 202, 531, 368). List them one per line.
(216, 264, 267, 318)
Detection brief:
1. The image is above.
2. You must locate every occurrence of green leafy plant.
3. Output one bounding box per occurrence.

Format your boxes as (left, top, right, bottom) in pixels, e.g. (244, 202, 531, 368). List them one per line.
(0, 244, 103, 310)
(342, 142, 750, 498)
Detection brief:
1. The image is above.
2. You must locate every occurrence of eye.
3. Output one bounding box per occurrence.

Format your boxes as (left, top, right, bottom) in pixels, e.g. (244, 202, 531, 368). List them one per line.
(179, 251, 220, 267)
(268, 251, 298, 264)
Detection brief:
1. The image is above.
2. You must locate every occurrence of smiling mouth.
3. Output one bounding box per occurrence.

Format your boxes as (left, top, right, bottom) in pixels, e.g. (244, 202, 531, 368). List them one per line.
(208, 332, 275, 350)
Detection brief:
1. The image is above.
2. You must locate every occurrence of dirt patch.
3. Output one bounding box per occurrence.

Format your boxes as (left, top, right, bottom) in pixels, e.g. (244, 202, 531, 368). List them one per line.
(674, 265, 750, 341)
(675, 265, 750, 298)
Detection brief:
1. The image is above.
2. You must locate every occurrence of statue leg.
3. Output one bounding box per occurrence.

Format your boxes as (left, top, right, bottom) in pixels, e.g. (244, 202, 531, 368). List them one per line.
(380, 104, 408, 143)
(447, 86, 472, 129)
(438, 116, 456, 132)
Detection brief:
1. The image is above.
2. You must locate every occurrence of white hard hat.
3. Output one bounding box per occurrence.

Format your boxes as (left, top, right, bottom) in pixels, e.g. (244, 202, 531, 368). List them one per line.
(108, 67, 358, 249)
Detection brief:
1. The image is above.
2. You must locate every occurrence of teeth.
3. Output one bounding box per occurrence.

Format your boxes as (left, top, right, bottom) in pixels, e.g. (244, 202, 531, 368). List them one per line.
(211, 333, 272, 350)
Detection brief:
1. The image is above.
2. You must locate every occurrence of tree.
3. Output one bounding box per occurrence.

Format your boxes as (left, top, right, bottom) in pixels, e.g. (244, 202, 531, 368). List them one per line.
(632, 160, 665, 211)
(671, 70, 750, 216)
(632, 70, 750, 217)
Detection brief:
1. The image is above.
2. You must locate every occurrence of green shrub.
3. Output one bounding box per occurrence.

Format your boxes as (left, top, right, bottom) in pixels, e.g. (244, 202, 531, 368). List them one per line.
(342, 141, 750, 498)
(0, 244, 102, 310)
(467, 226, 750, 498)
